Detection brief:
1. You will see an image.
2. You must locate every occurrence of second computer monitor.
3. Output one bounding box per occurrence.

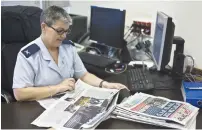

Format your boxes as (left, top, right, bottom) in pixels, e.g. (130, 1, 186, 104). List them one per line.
(90, 6, 126, 49)
(152, 11, 175, 71)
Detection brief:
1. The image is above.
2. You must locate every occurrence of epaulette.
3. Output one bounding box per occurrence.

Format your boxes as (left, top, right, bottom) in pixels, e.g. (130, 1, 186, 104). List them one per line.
(21, 43, 40, 58)
(63, 40, 75, 46)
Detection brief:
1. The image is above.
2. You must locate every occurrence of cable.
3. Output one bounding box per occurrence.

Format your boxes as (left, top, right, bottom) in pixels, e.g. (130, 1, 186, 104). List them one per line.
(167, 65, 172, 70)
(77, 31, 90, 44)
(174, 69, 202, 82)
(145, 53, 152, 61)
(127, 33, 141, 45)
(145, 51, 152, 58)
(125, 31, 134, 41)
(184, 55, 195, 73)
(124, 26, 133, 37)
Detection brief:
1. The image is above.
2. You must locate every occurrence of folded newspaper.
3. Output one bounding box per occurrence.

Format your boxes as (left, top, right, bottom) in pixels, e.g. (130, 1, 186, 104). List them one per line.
(32, 79, 119, 129)
(111, 92, 199, 129)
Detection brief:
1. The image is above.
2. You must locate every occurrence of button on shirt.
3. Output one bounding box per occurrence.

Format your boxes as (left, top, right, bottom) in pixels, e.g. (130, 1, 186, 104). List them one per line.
(12, 37, 87, 88)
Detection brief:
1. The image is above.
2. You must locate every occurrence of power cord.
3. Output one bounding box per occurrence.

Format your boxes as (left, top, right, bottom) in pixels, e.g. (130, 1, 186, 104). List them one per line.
(127, 33, 141, 45)
(124, 26, 133, 38)
(145, 51, 153, 61)
(182, 55, 202, 82)
(184, 55, 194, 74)
(173, 56, 202, 82)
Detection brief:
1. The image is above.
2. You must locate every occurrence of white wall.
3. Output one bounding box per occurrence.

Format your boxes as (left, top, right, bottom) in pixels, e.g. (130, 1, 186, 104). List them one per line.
(70, 1, 202, 68)
(1, 1, 41, 7)
(1, 1, 70, 10)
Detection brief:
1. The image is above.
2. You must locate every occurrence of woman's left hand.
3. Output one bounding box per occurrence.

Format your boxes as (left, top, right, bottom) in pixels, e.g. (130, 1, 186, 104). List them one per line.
(102, 81, 129, 90)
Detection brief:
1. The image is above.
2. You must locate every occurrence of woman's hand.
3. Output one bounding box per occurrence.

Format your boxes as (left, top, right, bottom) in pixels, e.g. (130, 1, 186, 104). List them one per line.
(57, 78, 76, 92)
(102, 81, 129, 90)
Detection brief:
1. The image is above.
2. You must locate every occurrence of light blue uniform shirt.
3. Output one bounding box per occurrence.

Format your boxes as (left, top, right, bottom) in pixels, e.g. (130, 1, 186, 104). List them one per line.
(12, 37, 87, 88)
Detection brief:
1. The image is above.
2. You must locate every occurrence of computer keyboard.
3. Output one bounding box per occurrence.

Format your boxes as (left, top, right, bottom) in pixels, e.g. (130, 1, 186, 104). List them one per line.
(127, 68, 154, 93)
(79, 52, 117, 68)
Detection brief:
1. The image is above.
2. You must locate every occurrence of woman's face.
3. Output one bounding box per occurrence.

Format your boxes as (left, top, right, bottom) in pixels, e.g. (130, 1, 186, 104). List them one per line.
(43, 20, 70, 48)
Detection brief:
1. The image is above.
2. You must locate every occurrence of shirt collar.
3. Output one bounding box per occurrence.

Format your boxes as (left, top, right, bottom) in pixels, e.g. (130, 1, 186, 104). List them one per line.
(35, 37, 52, 61)
(36, 37, 66, 61)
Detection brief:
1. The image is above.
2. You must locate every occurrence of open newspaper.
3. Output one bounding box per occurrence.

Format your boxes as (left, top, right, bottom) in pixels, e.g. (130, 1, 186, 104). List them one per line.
(32, 79, 119, 129)
(37, 82, 88, 109)
(112, 92, 199, 129)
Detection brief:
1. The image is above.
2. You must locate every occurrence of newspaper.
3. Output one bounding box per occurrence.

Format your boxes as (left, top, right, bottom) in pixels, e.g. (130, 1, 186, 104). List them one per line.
(111, 112, 197, 129)
(32, 79, 119, 129)
(37, 83, 88, 109)
(113, 92, 199, 129)
(112, 107, 198, 129)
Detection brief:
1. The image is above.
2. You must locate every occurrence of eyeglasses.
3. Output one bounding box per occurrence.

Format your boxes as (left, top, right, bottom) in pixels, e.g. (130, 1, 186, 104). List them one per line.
(45, 22, 71, 35)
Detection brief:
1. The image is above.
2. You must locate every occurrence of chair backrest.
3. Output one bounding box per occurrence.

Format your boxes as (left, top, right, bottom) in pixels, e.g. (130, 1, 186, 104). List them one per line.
(1, 5, 42, 101)
(2, 5, 42, 43)
(1, 42, 27, 100)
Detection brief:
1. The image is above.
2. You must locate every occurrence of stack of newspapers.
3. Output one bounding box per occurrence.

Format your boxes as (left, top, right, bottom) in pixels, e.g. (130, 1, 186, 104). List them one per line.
(111, 92, 199, 129)
(32, 79, 119, 130)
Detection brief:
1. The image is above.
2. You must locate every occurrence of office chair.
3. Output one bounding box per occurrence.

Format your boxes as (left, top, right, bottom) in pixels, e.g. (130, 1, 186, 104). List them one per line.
(1, 5, 41, 103)
(1, 42, 27, 103)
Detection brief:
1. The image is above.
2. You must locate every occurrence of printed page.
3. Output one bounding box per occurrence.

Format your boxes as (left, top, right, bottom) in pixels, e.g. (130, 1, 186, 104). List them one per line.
(32, 79, 119, 129)
(117, 92, 199, 126)
(112, 107, 197, 130)
(37, 82, 88, 109)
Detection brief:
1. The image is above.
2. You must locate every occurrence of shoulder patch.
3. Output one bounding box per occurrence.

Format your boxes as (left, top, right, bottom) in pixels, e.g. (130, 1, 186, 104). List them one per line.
(21, 44, 40, 58)
(63, 40, 75, 46)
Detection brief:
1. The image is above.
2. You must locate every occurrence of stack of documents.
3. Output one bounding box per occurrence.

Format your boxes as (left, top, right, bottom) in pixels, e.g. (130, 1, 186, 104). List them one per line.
(32, 80, 119, 130)
(111, 93, 199, 129)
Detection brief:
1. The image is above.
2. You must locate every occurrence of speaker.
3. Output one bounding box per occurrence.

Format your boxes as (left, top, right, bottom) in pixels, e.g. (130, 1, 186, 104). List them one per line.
(171, 36, 185, 77)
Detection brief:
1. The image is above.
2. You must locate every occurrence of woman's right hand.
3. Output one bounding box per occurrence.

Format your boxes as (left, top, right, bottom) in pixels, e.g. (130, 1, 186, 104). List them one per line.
(57, 78, 76, 93)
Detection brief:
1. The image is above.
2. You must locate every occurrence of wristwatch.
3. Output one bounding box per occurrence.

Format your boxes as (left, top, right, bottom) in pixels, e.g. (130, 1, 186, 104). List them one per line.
(99, 80, 105, 88)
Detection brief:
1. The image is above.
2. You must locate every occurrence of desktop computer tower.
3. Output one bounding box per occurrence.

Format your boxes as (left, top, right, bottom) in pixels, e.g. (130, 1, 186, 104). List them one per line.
(67, 14, 87, 43)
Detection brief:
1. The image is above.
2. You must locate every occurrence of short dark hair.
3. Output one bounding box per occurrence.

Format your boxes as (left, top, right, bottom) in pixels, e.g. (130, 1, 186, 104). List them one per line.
(40, 6, 72, 26)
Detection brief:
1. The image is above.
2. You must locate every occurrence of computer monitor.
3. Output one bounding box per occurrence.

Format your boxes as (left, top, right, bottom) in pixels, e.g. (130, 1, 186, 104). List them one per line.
(67, 14, 87, 43)
(90, 6, 126, 49)
(152, 11, 175, 71)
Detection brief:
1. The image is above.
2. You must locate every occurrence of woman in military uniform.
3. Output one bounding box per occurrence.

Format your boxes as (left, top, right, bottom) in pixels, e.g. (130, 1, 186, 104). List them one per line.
(13, 6, 127, 101)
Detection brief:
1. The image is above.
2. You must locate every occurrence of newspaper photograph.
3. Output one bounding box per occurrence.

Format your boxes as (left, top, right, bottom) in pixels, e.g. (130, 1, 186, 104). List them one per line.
(117, 92, 199, 126)
(32, 79, 119, 129)
(37, 81, 89, 109)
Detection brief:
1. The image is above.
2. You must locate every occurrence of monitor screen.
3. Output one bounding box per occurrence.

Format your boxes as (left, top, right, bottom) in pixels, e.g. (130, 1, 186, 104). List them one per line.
(152, 12, 174, 71)
(90, 6, 125, 49)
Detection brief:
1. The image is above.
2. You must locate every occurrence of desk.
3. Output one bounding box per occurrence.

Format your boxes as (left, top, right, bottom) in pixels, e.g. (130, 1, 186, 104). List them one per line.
(1, 75, 202, 129)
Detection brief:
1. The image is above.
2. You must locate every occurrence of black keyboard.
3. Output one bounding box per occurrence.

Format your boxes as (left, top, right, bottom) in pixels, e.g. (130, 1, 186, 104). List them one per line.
(127, 68, 154, 93)
(79, 52, 117, 68)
